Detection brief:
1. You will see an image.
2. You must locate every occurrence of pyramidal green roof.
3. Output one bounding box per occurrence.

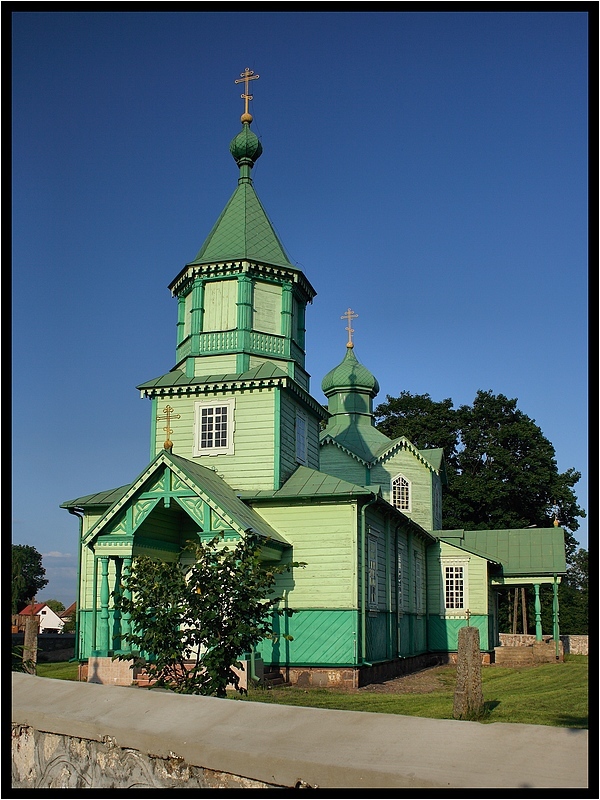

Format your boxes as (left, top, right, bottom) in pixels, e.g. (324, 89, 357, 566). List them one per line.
(187, 121, 294, 269)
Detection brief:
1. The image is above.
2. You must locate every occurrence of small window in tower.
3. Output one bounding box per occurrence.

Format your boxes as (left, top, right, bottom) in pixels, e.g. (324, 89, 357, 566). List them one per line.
(193, 399, 235, 456)
(391, 474, 411, 511)
(295, 411, 307, 464)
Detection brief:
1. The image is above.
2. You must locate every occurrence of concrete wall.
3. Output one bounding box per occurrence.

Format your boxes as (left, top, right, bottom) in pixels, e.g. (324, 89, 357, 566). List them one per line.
(12, 673, 588, 789)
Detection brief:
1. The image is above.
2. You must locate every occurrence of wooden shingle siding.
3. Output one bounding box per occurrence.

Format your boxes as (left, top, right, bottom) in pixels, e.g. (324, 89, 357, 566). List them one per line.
(255, 503, 358, 609)
(152, 391, 276, 490)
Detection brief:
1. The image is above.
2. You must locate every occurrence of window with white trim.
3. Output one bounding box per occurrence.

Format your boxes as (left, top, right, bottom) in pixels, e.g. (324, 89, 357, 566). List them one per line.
(295, 410, 307, 464)
(444, 565, 465, 609)
(368, 535, 378, 609)
(193, 399, 235, 456)
(392, 474, 411, 511)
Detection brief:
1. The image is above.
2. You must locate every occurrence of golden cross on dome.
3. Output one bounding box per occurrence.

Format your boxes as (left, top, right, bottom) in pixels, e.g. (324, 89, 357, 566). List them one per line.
(341, 308, 358, 348)
(157, 405, 181, 452)
(235, 67, 260, 121)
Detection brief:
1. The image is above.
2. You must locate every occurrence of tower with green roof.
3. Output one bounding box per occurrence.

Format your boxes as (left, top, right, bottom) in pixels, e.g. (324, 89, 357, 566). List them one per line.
(137, 73, 326, 492)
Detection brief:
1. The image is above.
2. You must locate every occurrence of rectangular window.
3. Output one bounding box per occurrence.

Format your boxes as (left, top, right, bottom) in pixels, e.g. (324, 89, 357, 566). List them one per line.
(445, 565, 464, 609)
(193, 399, 235, 456)
(368, 535, 378, 609)
(295, 411, 307, 464)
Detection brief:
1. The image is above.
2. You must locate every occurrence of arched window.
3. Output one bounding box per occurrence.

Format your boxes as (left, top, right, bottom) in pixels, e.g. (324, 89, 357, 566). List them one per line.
(391, 474, 411, 511)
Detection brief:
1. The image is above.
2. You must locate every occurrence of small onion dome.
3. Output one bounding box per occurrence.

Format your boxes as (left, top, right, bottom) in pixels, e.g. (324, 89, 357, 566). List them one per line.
(229, 122, 263, 166)
(321, 347, 379, 397)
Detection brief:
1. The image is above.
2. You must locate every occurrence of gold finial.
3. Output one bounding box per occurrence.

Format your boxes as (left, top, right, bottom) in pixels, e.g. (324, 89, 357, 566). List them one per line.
(235, 67, 259, 123)
(157, 405, 181, 452)
(341, 308, 358, 348)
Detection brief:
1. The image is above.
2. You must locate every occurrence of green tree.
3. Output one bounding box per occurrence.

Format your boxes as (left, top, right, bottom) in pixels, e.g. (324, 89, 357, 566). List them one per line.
(114, 533, 304, 697)
(43, 599, 65, 614)
(12, 545, 48, 613)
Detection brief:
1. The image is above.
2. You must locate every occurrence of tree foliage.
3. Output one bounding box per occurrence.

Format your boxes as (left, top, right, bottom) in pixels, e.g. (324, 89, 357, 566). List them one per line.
(374, 389, 585, 562)
(12, 545, 48, 613)
(114, 533, 304, 697)
(43, 599, 65, 614)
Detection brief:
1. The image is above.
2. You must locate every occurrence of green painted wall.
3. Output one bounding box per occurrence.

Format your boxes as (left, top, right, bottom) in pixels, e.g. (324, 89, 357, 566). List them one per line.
(193, 354, 238, 375)
(428, 615, 492, 652)
(260, 608, 358, 666)
(256, 503, 358, 609)
(151, 391, 277, 490)
(319, 445, 369, 486)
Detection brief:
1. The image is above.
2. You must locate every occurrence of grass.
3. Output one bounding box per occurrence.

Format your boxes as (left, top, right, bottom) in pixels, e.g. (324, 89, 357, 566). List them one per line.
(32, 655, 587, 729)
(35, 661, 80, 681)
(236, 655, 588, 729)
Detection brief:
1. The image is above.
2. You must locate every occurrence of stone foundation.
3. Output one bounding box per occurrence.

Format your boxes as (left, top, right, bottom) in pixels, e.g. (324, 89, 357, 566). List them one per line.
(80, 656, 264, 691)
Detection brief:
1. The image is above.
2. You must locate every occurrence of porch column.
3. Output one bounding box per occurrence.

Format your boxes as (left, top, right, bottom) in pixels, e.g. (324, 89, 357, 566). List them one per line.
(98, 556, 110, 654)
(111, 557, 123, 652)
(121, 556, 133, 648)
(534, 583, 542, 641)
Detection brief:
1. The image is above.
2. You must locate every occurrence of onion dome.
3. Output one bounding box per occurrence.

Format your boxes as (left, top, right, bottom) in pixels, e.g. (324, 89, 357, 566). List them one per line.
(229, 122, 263, 167)
(321, 347, 379, 398)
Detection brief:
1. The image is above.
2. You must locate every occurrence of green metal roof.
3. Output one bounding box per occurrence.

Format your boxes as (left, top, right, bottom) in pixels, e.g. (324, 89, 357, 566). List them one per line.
(320, 422, 390, 465)
(61, 485, 131, 509)
(321, 347, 379, 397)
(166, 452, 288, 545)
(243, 465, 377, 500)
(187, 179, 294, 269)
(137, 362, 290, 392)
(436, 528, 566, 575)
(62, 450, 289, 547)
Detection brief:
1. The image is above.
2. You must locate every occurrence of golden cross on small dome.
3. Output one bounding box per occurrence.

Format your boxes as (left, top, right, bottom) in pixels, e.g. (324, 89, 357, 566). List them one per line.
(235, 67, 259, 123)
(341, 308, 358, 348)
(157, 405, 181, 452)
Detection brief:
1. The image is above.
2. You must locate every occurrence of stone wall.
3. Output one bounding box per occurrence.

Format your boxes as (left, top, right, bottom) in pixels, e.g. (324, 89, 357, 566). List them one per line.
(499, 634, 588, 655)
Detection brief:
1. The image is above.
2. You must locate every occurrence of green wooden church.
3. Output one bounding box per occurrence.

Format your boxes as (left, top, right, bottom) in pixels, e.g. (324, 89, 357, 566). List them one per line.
(62, 71, 566, 687)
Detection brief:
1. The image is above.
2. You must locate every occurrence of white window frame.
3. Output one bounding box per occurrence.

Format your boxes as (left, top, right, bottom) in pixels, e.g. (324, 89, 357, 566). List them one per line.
(193, 398, 235, 456)
(295, 410, 307, 465)
(368, 534, 378, 610)
(391, 474, 411, 512)
(440, 557, 469, 617)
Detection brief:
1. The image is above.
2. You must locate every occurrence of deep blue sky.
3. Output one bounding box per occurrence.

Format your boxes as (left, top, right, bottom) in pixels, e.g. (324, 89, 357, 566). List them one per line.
(12, 11, 589, 605)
